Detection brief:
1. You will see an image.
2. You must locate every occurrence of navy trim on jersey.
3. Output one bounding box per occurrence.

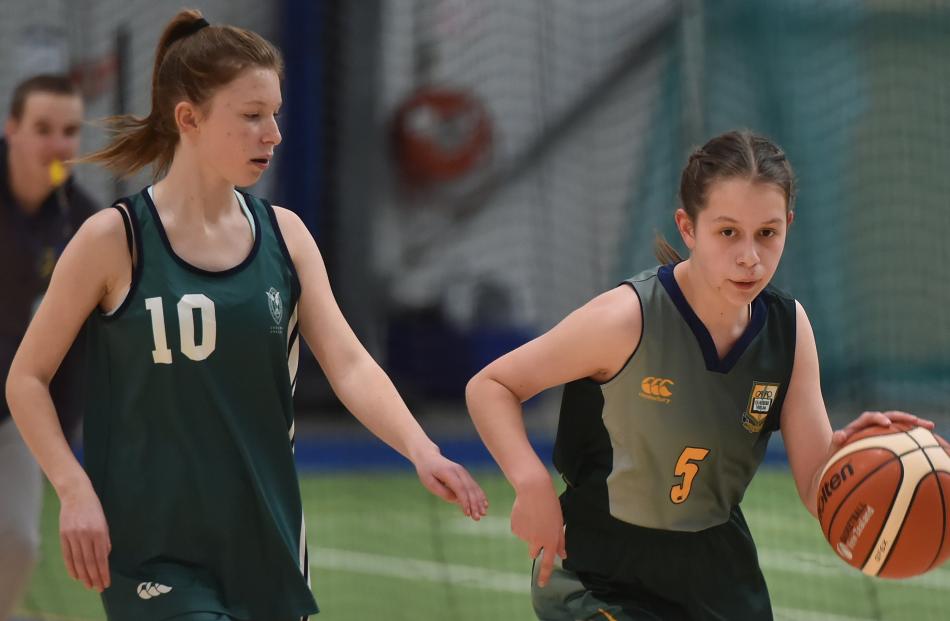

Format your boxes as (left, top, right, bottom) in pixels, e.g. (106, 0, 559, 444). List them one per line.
(141, 187, 262, 278)
(597, 280, 646, 385)
(258, 196, 302, 305)
(657, 264, 767, 374)
(101, 198, 145, 322)
(115, 204, 133, 255)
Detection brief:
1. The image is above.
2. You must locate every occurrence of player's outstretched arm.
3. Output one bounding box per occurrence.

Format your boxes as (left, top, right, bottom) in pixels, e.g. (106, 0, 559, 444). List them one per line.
(466, 284, 641, 587)
(5, 208, 130, 593)
(273, 207, 487, 520)
(781, 302, 934, 518)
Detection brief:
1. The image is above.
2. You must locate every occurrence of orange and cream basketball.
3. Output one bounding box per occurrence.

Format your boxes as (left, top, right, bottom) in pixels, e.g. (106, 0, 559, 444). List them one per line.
(817, 423, 950, 578)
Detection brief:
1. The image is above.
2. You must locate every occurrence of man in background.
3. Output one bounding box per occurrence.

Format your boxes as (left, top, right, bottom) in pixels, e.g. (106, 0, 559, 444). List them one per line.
(0, 74, 98, 620)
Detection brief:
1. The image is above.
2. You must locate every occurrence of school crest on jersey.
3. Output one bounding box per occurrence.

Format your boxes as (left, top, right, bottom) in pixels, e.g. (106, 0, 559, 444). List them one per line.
(742, 382, 780, 433)
(266, 287, 283, 325)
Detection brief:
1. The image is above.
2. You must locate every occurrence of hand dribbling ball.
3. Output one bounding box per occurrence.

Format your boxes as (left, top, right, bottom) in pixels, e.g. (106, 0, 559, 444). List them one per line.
(817, 423, 950, 578)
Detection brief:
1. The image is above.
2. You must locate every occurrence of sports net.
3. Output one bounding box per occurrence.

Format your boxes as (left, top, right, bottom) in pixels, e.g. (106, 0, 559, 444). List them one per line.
(9, 1, 950, 620)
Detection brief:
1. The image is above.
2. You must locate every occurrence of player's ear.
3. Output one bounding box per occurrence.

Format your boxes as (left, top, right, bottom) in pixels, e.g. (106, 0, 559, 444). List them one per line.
(174, 101, 200, 136)
(3, 116, 19, 140)
(675, 208, 696, 250)
(787, 210, 795, 228)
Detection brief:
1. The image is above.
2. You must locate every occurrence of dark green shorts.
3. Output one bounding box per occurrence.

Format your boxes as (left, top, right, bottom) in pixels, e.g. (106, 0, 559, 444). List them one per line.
(531, 557, 772, 621)
(533, 507, 773, 620)
(532, 555, 671, 621)
(531, 561, 689, 621)
(102, 567, 312, 621)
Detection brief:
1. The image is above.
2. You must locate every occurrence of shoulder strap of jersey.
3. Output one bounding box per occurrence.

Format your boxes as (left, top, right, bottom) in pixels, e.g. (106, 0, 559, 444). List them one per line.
(109, 193, 144, 265)
(241, 191, 302, 303)
(97, 193, 147, 320)
(761, 286, 797, 432)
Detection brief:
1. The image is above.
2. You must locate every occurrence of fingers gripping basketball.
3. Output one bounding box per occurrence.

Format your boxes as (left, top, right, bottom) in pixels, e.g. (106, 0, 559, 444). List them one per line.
(817, 423, 950, 578)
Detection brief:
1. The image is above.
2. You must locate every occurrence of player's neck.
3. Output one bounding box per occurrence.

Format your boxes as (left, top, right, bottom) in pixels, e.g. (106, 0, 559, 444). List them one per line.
(674, 260, 751, 337)
(154, 154, 237, 223)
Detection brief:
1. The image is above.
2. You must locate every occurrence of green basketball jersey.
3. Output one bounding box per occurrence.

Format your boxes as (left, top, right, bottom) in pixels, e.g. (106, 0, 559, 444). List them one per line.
(555, 264, 796, 581)
(83, 187, 317, 621)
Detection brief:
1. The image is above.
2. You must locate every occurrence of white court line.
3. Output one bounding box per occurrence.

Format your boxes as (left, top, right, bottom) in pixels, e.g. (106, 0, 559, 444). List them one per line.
(446, 514, 512, 536)
(757, 548, 950, 591)
(773, 608, 875, 621)
(309, 547, 888, 621)
(311, 546, 528, 594)
(447, 517, 950, 592)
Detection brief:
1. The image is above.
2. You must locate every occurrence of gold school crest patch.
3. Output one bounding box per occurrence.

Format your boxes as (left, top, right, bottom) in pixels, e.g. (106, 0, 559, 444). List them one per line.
(742, 382, 780, 433)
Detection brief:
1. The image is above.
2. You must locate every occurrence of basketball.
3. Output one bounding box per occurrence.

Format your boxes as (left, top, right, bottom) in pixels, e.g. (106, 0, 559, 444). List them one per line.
(817, 423, 950, 578)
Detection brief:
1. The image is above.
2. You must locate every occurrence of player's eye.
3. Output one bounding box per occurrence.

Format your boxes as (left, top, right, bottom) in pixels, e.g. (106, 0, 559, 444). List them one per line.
(759, 229, 777, 238)
(720, 228, 736, 238)
(244, 113, 261, 120)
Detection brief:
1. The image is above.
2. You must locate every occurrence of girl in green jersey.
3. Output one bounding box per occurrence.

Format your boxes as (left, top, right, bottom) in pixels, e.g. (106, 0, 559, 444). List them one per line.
(6, 9, 486, 621)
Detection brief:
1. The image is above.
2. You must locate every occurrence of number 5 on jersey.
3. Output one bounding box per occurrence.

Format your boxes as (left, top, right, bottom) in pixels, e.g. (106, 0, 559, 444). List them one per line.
(145, 295, 217, 363)
(670, 446, 710, 504)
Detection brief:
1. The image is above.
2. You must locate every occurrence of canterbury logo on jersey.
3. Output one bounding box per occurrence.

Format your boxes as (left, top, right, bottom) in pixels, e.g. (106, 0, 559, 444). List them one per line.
(137, 582, 173, 600)
(742, 382, 780, 433)
(639, 376, 674, 403)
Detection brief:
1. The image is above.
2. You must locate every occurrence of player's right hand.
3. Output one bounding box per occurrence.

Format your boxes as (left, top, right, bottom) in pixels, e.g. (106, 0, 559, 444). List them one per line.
(830, 410, 935, 450)
(58, 478, 112, 592)
(511, 476, 567, 588)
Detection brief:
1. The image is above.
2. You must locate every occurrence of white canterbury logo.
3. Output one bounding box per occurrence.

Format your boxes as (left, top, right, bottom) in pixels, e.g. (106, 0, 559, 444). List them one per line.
(137, 582, 173, 599)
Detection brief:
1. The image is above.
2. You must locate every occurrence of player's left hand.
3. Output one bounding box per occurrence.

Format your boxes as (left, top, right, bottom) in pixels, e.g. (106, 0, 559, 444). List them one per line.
(831, 410, 935, 452)
(413, 448, 489, 521)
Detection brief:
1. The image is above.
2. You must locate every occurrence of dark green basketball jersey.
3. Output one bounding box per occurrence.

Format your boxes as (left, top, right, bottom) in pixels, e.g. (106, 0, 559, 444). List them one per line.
(555, 264, 796, 584)
(83, 187, 317, 621)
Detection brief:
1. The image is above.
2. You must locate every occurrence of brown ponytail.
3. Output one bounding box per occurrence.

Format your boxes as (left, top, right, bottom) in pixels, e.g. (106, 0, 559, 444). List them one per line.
(654, 129, 796, 264)
(81, 9, 283, 179)
(654, 233, 684, 265)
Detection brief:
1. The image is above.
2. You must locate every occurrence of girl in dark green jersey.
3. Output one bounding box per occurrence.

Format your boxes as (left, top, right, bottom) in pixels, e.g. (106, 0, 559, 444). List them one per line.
(466, 130, 933, 620)
(6, 9, 486, 621)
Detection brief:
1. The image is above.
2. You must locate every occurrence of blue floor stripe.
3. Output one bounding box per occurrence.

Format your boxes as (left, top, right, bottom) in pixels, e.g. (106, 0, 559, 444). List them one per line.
(72, 434, 789, 472)
(292, 435, 555, 471)
(290, 434, 790, 471)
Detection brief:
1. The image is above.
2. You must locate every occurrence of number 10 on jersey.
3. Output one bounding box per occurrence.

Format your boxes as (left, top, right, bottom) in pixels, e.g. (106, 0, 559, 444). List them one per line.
(145, 295, 217, 363)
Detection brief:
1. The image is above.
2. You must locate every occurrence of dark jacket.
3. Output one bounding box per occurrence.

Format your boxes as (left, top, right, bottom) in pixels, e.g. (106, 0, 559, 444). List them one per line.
(0, 138, 97, 438)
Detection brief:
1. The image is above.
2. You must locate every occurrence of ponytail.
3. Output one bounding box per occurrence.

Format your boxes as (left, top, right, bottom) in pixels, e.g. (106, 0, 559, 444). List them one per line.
(79, 9, 282, 179)
(654, 233, 684, 265)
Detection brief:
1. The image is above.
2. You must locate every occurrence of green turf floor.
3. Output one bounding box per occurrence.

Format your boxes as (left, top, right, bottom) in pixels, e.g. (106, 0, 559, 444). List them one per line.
(17, 467, 950, 620)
